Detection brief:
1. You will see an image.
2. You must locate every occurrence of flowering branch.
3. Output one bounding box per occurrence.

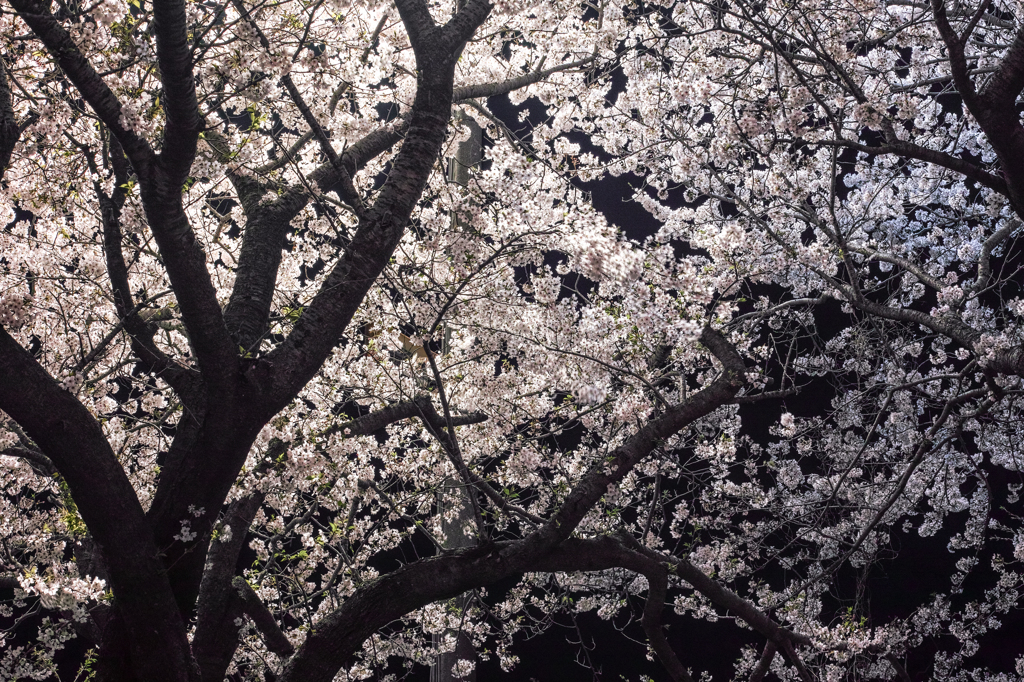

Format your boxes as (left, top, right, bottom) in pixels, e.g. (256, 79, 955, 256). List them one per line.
(0, 326, 193, 682)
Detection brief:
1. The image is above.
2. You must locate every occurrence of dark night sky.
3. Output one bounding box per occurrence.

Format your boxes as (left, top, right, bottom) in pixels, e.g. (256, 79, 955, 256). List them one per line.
(449, 92, 1023, 682)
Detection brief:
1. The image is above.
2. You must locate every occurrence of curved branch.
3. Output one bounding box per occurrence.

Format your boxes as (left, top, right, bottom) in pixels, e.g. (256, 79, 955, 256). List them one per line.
(324, 394, 487, 439)
(233, 576, 295, 656)
(641, 562, 694, 682)
(885, 653, 913, 682)
(260, 2, 491, 409)
(8, 8, 245, 400)
(279, 330, 745, 682)
(532, 535, 809, 681)
(825, 138, 1007, 195)
(407, 396, 542, 526)
(831, 281, 1024, 376)
(152, 0, 203, 184)
(323, 395, 537, 528)
(223, 39, 586, 357)
(930, 0, 980, 107)
(847, 245, 946, 292)
(94, 136, 197, 394)
(223, 118, 409, 354)
(528, 327, 745, 549)
(8, 0, 154, 167)
(72, 289, 174, 375)
(749, 642, 777, 682)
(616, 536, 812, 648)
(132, 185, 239, 393)
(451, 56, 595, 102)
(968, 217, 1021, 295)
(194, 492, 266, 682)
(0, 444, 57, 477)
(931, 0, 1024, 211)
(0, 327, 193, 682)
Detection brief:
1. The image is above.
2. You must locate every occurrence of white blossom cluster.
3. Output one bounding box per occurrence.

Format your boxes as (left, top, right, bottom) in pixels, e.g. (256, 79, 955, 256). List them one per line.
(4, 0, 1024, 679)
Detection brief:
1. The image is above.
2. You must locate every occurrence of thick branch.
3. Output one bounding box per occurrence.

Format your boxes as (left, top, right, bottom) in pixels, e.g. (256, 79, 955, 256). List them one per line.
(226, 48, 585, 357)
(260, 2, 491, 409)
(451, 57, 595, 101)
(0, 56, 22, 176)
(194, 493, 266, 682)
(133, 178, 240, 393)
(527, 327, 745, 549)
(221, 186, 309, 352)
(0, 327, 193, 682)
(393, 0, 438, 53)
(96, 138, 196, 394)
(278, 535, 647, 682)
(778, 638, 815, 682)
(641, 563, 694, 682)
(233, 576, 296, 656)
(931, 0, 1024, 211)
(223, 120, 408, 353)
(152, 0, 203, 183)
(279, 330, 744, 682)
(931, 0, 980, 107)
(981, 24, 1024, 109)
(9, 0, 244, 398)
(670, 553, 811, 646)
(749, 642, 777, 682)
(226, 50, 583, 357)
(145, 402, 266, 623)
(437, 0, 493, 58)
(8, 0, 154, 166)
(333, 396, 434, 435)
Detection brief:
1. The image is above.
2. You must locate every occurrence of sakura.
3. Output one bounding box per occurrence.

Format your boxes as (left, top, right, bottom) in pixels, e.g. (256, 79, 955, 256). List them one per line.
(2, 0, 1024, 680)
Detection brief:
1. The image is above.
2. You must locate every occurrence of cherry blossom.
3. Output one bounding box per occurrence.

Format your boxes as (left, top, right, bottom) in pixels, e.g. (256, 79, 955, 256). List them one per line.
(2, 0, 1024, 680)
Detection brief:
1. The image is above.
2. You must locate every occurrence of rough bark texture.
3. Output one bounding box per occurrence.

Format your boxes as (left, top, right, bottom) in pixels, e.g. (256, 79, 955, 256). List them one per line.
(0, 328, 195, 682)
(0, 57, 21, 175)
(0, 2, 763, 682)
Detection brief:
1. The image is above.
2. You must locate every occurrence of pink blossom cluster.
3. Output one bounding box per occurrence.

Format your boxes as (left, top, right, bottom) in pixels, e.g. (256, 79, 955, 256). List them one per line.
(0, 293, 32, 328)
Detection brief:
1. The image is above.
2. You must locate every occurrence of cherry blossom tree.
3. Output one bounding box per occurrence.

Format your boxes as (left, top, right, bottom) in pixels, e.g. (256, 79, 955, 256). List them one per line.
(2, 0, 1024, 680)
